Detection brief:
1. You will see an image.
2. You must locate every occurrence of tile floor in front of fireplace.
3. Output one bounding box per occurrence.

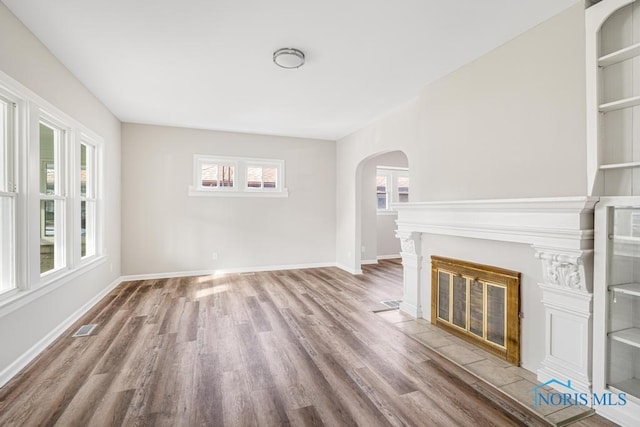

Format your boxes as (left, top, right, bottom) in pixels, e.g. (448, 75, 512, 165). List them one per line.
(376, 309, 599, 427)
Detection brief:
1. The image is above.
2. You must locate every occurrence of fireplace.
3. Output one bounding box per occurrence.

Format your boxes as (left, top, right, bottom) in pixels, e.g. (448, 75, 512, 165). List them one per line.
(431, 256, 521, 365)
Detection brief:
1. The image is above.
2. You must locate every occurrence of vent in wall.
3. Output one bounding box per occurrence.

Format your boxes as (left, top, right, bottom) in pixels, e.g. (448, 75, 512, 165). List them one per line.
(380, 299, 402, 309)
(72, 324, 98, 337)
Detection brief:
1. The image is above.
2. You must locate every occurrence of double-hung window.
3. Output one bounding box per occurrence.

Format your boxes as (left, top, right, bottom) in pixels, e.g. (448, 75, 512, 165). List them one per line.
(376, 167, 409, 213)
(190, 155, 287, 197)
(0, 74, 104, 307)
(39, 120, 67, 275)
(0, 93, 15, 294)
(80, 140, 97, 259)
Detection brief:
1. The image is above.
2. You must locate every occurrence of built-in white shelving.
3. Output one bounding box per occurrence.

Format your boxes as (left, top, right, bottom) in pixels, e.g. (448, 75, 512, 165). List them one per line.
(591, 2, 640, 425)
(610, 283, 640, 297)
(610, 378, 640, 400)
(599, 95, 640, 113)
(601, 162, 640, 171)
(599, 42, 640, 66)
(610, 328, 640, 348)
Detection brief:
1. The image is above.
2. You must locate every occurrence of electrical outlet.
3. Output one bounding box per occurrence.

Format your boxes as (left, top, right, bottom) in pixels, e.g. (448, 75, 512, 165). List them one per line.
(347, 251, 352, 258)
(361, 246, 366, 253)
(211, 252, 218, 261)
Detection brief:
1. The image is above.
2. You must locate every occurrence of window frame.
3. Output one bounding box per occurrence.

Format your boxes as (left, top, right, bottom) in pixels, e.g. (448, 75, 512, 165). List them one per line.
(0, 69, 106, 309)
(78, 135, 99, 262)
(0, 91, 16, 296)
(189, 155, 288, 197)
(376, 166, 409, 214)
(38, 116, 69, 277)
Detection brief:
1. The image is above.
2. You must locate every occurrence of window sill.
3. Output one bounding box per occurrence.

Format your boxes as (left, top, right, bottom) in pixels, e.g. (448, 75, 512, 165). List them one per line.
(188, 186, 289, 198)
(0, 255, 108, 319)
(377, 210, 399, 216)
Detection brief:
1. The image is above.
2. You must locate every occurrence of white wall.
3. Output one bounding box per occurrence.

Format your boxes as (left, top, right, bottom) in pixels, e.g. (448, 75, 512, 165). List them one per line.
(0, 3, 121, 379)
(122, 123, 336, 275)
(336, 3, 586, 373)
(377, 215, 400, 257)
(359, 151, 407, 262)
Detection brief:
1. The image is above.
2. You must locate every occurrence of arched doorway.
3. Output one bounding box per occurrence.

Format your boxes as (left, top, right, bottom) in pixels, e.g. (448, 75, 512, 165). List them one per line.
(355, 150, 409, 270)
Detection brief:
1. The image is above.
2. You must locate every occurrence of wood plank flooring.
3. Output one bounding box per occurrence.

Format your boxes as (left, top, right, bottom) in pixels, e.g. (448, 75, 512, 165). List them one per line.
(0, 260, 609, 426)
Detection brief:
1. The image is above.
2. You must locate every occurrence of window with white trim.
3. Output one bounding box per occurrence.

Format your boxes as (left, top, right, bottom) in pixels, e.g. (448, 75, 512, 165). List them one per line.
(190, 155, 287, 197)
(376, 167, 409, 213)
(0, 93, 15, 294)
(80, 140, 97, 258)
(0, 74, 104, 305)
(39, 120, 67, 275)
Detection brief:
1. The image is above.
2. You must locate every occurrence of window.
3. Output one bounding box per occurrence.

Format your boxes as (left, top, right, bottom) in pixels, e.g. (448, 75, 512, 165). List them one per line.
(376, 167, 409, 213)
(0, 93, 15, 294)
(0, 75, 104, 306)
(190, 155, 287, 197)
(200, 162, 235, 189)
(80, 141, 97, 258)
(376, 174, 389, 210)
(39, 120, 67, 275)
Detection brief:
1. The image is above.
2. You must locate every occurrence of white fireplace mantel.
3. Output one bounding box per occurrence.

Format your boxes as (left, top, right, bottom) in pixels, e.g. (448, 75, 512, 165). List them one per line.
(394, 196, 598, 393)
(393, 196, 598, 251)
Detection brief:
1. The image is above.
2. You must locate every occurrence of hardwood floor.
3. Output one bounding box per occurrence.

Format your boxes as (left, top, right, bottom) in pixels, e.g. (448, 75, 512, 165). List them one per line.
(0, 260, 611, 426)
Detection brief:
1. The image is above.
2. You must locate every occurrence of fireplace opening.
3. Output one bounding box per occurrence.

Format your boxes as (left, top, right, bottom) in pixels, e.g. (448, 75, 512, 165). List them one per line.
(431, 256, 521, 365)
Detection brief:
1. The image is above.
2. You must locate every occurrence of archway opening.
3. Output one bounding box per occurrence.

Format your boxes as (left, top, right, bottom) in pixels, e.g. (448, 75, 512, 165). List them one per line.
(355, 150, 409, 269)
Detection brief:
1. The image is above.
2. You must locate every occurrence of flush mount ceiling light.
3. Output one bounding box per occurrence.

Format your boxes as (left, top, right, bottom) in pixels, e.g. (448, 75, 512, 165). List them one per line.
(273, 48, 305, 69)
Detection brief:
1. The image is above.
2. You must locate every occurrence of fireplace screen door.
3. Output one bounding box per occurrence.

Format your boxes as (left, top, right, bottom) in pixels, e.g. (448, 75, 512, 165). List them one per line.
(431, 256, 521, 365)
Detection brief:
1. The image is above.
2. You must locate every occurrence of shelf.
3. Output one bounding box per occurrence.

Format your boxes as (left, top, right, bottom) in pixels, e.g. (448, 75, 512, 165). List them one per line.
(600, 161, 640, 170)
(599, 42, 640, 67)
(610, 283, 640, 297)
(610, 328, 640, 348)
(599, 95, 640, 113)
(611, 235, 640, 242)
(609, 378, 640, 399)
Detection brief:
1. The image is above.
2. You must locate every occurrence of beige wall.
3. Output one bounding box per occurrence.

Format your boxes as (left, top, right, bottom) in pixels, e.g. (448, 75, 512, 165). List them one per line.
(337, 3, 587, 270)
(0, 3, 121, 377)
(122, 123, 336, 275)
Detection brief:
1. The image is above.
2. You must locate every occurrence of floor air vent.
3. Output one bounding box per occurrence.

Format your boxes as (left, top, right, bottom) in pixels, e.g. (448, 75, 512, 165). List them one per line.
(381, 299, 402, 309)
(72, 324, 98, 337)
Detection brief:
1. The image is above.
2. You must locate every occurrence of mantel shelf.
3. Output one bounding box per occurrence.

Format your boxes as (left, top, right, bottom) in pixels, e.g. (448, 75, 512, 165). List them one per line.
(610, 283, 640, 297)
(600, 161, 640, 170)
(599, 96, 640, 113)
(599, 42, 640, 67)
(610, 328, 640, 349)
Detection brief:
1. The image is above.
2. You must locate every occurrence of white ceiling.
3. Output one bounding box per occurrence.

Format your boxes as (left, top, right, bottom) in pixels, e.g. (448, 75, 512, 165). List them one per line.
(2, 0, 580, 140)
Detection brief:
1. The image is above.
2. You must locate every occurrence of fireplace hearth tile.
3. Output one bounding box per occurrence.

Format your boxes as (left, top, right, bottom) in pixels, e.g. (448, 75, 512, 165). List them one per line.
(377, 310, 597, 426)
(437, 343, 486, 365)
(544, 405, 594, 426)
(394, 320, 435, 334)
(465, 359, 522, 387)
(501, 379, 561, 416)
(413, 331, 454, 349)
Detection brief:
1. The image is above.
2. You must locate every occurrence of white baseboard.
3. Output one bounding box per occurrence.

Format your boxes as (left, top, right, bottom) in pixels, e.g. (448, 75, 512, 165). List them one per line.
(377, 254, 401, 260)
(120, 261, 339, 282)
(0, 276, 123, 388)
(360, 259, 378, 265)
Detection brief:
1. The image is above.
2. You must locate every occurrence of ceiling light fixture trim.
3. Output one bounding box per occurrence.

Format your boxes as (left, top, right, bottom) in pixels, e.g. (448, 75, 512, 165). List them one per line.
(273, 48, 305, 69)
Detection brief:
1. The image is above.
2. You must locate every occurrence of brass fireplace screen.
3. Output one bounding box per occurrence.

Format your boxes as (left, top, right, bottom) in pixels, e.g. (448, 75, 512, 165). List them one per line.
(431, 256, 521, 365)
